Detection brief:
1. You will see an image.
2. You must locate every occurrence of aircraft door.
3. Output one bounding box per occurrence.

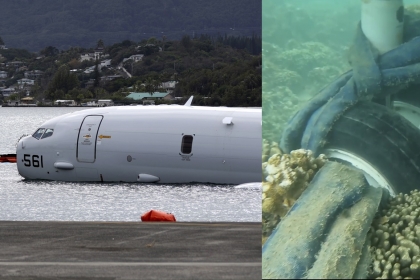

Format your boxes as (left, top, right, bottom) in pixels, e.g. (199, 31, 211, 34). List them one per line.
(77, 115, 103, 163)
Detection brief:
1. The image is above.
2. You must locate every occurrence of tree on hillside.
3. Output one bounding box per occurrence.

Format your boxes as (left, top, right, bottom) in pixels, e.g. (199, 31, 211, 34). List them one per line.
(41, 46, 59, 57)
(46, 65, 80, 100)
(144, 76, 161, 96)
(161, 35, 166, 51)
(133, 80, 145, 92)
(181, 35, 192, 50)
(1, 34, 261, 107)
(137, 44, 159, 56)
(0, 36, 4, 45)
(147, 37, 157, 45)
(96, 39, 105, 49)
(94, 87, 109, 100)
(0, 48, 33, 60)
(93, 59, 100, 88)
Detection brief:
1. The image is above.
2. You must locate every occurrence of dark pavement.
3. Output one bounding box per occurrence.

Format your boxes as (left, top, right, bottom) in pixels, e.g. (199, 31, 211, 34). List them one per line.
(0, 221, 261, 279)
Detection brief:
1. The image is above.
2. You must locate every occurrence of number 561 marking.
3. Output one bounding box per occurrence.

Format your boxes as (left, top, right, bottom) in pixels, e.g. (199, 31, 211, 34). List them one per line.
(23, 154, 44, 168)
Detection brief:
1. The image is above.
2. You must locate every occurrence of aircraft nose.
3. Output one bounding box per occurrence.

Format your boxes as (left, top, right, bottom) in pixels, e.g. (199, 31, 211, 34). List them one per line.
(16, 134, 30, 153)
(17, 138, 24, 151)
(16, 135, 34, 177)
(16, 134, 31, 151)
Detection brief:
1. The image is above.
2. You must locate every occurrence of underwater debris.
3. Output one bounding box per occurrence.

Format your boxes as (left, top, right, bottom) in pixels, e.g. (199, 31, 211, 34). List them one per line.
(262, 143, 326, 244)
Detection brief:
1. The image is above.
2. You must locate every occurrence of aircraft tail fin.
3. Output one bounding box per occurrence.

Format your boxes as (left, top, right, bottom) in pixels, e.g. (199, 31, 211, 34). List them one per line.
(184, 96, 193, 106)
(235, 182, 262, 189)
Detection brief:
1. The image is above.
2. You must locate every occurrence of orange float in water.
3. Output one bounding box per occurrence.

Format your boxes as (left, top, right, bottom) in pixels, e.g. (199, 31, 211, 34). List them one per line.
(6, 157, 16, 163)
(141, 210, 176, 222)
(0, 154, 16, 163)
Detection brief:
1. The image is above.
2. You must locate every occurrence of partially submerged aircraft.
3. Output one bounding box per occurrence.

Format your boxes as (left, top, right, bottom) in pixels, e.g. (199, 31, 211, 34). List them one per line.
(16, 97, 261, 184)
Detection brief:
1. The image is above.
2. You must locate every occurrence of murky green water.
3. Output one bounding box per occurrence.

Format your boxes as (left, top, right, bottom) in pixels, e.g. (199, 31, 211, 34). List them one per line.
(262, 1, 420, 278)
(262, 0, 361, 142)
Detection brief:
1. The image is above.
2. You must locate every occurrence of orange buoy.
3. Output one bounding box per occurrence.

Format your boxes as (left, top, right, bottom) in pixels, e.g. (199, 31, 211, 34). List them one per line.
(6, 157, 16, 163)
(141, 210, 176, 222)
(0, 154, 16, 163)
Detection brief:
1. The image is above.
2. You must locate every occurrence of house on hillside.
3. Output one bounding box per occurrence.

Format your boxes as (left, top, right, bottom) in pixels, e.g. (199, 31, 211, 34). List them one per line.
(1, 87, 15, 97)
(101, 75, 122, 83)
(24, 70, 44, 79)
(94, 47, 104, 57)
(16, 79, 34, 96)
(123, 54, 144, 63)
(85, 100, 97, 106)
(7, 61, 24, 68)
(5, 97, 36, 107)
(100, 59, 111, 68)
(0, 71, 7, 79)
(82, 59, 111, 73)
(17, 66, 28, 72)
(84, 66, 95, 74)
(161, 81, 178, 93)
(54, 100, 77, 106)
(20, 97, 36, 106)
(80, 53, 96, 62)
(97, 99, 114, 107)
(17, 78, 35, 86)
(0, 44, 6, 50)
(126, 92, 174, 105)
(80, 50, 107, 62)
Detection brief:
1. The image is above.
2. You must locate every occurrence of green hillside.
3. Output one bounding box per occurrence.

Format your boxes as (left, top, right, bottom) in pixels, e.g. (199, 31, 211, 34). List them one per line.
(0, 35, 261, 107)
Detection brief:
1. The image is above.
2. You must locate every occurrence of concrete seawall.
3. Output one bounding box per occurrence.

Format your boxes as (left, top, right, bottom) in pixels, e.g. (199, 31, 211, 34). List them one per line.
(0, 221, 261, 279)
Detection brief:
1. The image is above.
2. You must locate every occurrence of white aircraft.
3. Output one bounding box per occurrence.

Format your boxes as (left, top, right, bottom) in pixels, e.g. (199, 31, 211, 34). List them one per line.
(16, 97, 262, 184)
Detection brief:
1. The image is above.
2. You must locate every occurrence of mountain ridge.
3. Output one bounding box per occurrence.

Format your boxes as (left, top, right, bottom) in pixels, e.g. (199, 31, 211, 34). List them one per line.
(0, 0, 261, 52)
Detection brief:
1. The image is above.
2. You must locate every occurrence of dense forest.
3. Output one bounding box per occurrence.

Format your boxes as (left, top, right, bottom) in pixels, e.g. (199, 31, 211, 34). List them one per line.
(0, 34, 262, 107)
(0, 0, 261, 52)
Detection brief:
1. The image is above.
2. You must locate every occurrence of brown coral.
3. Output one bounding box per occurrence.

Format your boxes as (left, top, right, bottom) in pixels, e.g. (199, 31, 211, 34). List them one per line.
(368, 190, 420, 279)
(262, 143, 326, 244)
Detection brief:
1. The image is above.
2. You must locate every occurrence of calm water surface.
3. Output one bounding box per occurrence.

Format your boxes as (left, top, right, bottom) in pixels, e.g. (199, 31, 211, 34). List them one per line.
(0, 107, 261, 222)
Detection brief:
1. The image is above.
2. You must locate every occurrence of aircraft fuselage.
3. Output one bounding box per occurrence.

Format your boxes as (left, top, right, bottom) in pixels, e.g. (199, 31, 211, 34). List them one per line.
(16, 105, 261, 184)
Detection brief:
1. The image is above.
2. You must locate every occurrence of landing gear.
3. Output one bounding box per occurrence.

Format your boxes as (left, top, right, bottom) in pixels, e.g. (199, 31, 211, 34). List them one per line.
(324, 101, 420, 195)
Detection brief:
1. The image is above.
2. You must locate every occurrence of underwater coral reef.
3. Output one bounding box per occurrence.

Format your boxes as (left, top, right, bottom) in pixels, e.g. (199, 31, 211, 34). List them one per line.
(263, 3, 420, 278)
(368, 190, 420, 279)
(262, 141, 326, 244)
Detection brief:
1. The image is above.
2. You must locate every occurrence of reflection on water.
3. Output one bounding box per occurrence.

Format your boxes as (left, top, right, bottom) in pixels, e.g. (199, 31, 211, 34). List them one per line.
(0, 162, 260, 222)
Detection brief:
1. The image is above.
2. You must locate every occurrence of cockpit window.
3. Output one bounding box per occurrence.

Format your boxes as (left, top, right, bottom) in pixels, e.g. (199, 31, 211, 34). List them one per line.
(32, 128, 54, 140)
(41, 128, 54, 139)
(32, 128, 46, 140)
